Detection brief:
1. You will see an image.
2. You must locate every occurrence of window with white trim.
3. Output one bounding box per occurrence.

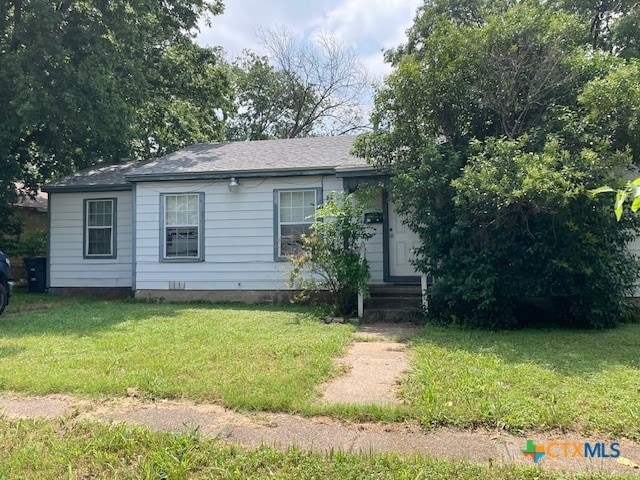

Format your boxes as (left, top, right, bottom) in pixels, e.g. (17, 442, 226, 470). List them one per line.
(84, 198, 116, 258)
(275, 189, 319, 258)
(162, 193, 203, 260)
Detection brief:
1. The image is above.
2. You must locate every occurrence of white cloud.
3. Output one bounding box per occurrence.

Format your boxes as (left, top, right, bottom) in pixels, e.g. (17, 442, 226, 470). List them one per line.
(198, 1, 329, 58)
(319, 0, 422, 52)
(197, 0, 421, 74)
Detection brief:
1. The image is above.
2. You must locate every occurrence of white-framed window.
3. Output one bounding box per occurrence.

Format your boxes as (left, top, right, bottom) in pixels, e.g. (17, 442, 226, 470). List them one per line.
(274, 189, 321, 259)
(84, 198, 116, 258)
(161, 193, 204, 261)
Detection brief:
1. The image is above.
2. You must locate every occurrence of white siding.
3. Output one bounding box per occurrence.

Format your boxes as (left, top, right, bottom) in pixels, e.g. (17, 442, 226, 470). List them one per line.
(366, 224, 384, 284)
(49, 191, 133, 287)
(134, 176, 344, 291)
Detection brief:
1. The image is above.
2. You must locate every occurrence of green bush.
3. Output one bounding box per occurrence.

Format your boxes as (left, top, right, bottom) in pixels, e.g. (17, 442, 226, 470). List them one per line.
(288, 191, 374, 317)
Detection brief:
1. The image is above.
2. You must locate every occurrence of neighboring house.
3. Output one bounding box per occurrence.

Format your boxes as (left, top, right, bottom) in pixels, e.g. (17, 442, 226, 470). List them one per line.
(9, 185, 48, 281)
(42, 136, 422, 301)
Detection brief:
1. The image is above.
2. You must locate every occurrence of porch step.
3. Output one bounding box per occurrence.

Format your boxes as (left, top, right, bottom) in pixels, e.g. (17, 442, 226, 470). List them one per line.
(361, 307, 422, 323)
(363, 284, 423, 322)
(368, 284, 422, 297)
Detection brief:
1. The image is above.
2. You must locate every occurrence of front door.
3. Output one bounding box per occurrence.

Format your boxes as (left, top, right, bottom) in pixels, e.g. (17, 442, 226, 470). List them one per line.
(386, 199, 420, 281)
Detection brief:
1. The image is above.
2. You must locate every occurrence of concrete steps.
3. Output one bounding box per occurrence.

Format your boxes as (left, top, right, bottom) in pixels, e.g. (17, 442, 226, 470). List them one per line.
(363, 284, 423, 322)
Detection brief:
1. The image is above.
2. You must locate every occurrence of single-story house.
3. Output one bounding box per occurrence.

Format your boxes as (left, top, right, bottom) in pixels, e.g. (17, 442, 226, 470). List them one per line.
(42, 136, 422, 302)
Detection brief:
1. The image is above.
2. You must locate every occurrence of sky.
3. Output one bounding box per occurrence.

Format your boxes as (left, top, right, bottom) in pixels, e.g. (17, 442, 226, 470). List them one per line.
(196, 0, 423, 79)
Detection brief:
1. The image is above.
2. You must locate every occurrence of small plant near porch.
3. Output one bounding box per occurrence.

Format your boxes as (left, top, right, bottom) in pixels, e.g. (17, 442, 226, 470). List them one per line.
(288, 190, 375, 317)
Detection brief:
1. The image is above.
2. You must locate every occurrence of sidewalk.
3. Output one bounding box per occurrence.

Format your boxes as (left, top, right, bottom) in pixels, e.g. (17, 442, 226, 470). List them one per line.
(0, 322, 638, 475)
(0, 393, 638, 474)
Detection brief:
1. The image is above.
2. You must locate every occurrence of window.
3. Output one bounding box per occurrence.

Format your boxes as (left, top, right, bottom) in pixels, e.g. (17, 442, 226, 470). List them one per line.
(274, 189, 321, 258)
(161, 193, 204, 261)
(84, 198, 116, 258)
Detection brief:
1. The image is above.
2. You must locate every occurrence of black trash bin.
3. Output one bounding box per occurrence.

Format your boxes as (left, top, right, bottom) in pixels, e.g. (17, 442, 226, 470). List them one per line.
(24, 257, 47, 293)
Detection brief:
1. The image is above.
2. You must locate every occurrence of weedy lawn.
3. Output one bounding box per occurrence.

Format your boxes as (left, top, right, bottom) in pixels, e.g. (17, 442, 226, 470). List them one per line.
(1, 293, 352, 410)
(404, 325, 640, 438)
(2, 293, 640, 438)
(0, 419, 634, 480)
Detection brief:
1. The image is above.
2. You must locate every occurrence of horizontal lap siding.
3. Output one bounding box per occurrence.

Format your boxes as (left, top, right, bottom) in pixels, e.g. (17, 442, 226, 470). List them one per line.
(134, 177, 343, 291)
(366, 224, 384, 284)
(49, 191, 133, 288)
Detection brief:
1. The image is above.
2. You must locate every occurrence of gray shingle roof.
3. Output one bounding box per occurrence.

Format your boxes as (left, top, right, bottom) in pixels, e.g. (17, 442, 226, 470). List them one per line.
(43, 161, 143, 192)
(44, 137, 371, 192)
(127, 136, 367, 179)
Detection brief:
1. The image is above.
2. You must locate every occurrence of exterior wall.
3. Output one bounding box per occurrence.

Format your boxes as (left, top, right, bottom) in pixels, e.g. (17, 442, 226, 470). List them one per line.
(134, 176, 344, 292)
(49, 191, 133, 288)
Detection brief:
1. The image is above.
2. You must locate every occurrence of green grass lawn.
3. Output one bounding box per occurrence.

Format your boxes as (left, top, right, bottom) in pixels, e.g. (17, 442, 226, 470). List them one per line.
(7, 290, 77, 314)
(404, 325, 640, 438)
(2, 294, 640, 439)
(0, 296, 353, 410)
(0, 419, 633, 480)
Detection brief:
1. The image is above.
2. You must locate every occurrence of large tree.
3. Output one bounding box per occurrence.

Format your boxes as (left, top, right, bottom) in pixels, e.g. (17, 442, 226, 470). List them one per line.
(226, 28, 370, 140)
(355, 0, 640, 328)
(0, 0, 229, 237)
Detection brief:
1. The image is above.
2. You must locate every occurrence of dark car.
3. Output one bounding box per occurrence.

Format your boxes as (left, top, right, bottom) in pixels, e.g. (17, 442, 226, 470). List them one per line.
(0, 251, 14, 315)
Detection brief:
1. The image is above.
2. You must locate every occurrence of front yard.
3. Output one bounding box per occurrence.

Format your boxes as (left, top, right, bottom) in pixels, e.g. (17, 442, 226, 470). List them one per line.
(404, 326, 640, 438)
(2, 293, 639, 438)
(1, 293, 352, 410)
(2, 293, 640, 478)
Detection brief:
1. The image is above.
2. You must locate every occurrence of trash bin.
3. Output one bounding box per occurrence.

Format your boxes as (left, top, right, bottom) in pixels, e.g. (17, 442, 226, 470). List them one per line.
(24, 257, 47, 293)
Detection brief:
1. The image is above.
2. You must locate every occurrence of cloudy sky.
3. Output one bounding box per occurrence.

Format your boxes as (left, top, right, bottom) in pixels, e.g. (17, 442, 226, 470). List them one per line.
(196, 0, 423, 78)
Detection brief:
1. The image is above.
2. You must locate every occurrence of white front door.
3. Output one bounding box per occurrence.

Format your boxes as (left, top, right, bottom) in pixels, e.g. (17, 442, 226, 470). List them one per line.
(388, 201, 420, 278)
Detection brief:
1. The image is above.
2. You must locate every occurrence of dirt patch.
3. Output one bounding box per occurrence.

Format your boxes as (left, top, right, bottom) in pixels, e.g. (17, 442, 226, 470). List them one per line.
(354, 323, 421, 342)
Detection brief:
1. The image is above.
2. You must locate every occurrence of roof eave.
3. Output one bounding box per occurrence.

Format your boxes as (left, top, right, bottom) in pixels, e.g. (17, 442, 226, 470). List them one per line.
(42, 184, 133, 193)
(335, 166, 382, 178)
(124, 167, 342, 182)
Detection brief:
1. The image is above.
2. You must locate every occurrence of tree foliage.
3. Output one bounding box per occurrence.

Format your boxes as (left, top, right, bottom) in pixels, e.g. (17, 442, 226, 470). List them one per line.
(226, 51, 311, 140)
(355, 0, 640, 328)
(0, 0, 229, 237)
(226, 27, 370, 140)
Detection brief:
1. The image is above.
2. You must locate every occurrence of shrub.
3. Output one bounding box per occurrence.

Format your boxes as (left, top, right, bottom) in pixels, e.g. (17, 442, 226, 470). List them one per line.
(288, 190, 374, 317)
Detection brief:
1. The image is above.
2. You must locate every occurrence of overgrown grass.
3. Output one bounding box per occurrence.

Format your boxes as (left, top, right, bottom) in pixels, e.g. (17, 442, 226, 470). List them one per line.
(6, 290, 79, 314)
(0, 419, 633, 480)
(0, 298, 353, 410)
(404, 325, 640, 438)
(2, 295, 640, 439)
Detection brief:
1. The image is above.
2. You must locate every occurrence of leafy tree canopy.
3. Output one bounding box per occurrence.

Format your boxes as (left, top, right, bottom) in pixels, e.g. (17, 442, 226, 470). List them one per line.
(355, 0, 640, 328)
(0, 0, 229, 237)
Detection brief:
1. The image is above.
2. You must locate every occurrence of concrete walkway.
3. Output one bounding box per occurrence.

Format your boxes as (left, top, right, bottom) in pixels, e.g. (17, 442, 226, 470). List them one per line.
(319, 323, 425, 405)
(0, 393, 639, 474)
(0, 323, 638, 474)
(320, 323, 414, 405)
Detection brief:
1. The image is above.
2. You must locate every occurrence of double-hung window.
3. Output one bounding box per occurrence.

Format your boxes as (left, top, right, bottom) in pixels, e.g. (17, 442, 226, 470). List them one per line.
(161, 193, 204, 261)
(274, 189, 321, 259)
(84, 198, 116, 258)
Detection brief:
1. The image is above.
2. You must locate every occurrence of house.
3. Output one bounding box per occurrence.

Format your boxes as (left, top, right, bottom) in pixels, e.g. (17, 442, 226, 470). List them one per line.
(8, 185, 48, 281)
(42, 136, 422, 303)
